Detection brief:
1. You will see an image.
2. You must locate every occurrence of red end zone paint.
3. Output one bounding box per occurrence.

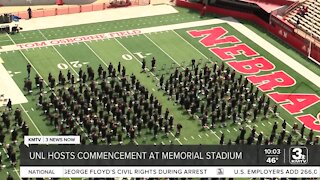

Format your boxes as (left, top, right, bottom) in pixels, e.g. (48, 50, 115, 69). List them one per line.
(210, 43, 258, 61)
(247, 71, 296, 92)
(227, 57, 275, 74)
(16, 30, 142, 49)
(296, 113, 320, 132)
(269, 92, 320, 115)
(188, 26, 320, 131)
(188, 27, 240, 47)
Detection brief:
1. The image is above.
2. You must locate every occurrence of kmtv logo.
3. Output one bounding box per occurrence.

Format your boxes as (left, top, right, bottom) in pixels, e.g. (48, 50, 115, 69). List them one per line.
(289, 147, 308, 165)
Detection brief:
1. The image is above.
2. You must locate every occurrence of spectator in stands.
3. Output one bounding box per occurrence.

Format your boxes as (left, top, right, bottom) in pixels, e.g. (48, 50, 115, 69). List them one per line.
(298, 6, 308, 17)
(303, 6, 308, 14)
(296, 18, 300, 26)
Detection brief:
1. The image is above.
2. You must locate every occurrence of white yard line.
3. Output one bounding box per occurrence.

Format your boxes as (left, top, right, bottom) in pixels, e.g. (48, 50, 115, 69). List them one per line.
(171, 29, 209, 59)
(134, 140, 139, 145)
(2, 147, 21, 180)
(20, 104, 42, 136)
(38, 30, 78, 75)
(170, 131, 183, 145)
(210, 130, 221, 140)
(144, 34, 181, 66)
(6, 34, 43, 136)
(83, 42, 108, 67)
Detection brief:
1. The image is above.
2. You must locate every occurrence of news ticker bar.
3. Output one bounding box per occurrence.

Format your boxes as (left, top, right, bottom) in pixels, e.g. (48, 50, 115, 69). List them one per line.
(20, 166, 320, 178)
(20, 145, 317, 166)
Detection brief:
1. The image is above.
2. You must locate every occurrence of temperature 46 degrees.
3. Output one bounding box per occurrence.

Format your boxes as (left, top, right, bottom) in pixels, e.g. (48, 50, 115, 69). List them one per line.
(266, 156, 279, 164)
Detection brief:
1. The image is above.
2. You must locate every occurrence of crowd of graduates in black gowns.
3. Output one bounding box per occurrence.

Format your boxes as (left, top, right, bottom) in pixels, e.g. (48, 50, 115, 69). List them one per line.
(1, 58, 319, 180)
(0, 101, 29, 179)
(158, 59, 319, 146)
(33, 62, 179, 146)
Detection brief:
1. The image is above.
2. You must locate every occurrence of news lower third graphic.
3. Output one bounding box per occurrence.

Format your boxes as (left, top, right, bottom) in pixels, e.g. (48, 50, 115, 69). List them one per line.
(20, 136, 320, 178)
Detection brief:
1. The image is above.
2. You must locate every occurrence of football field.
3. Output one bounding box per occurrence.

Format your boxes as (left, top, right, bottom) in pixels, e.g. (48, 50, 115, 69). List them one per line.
(0, 6, 319, 179)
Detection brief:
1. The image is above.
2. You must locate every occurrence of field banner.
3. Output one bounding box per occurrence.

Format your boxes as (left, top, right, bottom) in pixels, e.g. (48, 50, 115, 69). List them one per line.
(20, 145, 320, 178)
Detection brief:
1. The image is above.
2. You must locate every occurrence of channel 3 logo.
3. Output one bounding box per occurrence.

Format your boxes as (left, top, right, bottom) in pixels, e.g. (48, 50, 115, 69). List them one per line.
(289, 147, 308, 165)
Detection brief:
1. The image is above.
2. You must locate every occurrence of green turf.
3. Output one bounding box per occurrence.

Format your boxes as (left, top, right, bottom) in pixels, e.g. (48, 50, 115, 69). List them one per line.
(0, 5, 318, 180)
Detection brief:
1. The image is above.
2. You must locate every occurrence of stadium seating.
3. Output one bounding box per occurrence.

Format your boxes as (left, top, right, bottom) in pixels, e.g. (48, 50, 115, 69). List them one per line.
(285, 0, 320, 41)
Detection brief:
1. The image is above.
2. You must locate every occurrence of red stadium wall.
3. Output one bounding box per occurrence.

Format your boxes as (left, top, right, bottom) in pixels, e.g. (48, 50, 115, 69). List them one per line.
(176, 0, 270, 29)
(175, 0, 320, 64)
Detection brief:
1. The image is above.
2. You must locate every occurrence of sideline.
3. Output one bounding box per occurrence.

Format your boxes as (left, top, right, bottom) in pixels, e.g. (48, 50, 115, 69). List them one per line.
(0, 18, 231, 52)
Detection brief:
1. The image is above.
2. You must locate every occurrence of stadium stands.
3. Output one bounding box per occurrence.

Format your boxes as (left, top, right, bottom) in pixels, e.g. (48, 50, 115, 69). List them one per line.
(286, 0, 320, 41)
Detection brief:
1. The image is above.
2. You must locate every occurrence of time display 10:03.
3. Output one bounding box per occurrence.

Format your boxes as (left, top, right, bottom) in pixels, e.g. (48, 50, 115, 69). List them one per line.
(264, 148, 281, 155)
